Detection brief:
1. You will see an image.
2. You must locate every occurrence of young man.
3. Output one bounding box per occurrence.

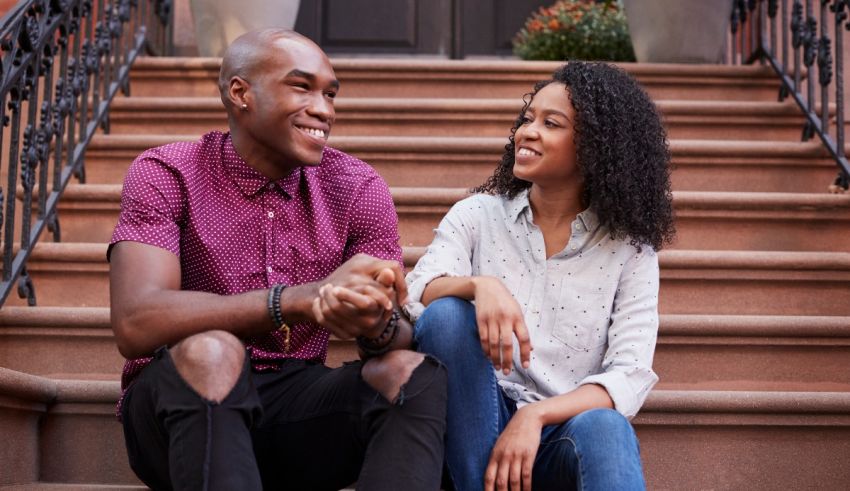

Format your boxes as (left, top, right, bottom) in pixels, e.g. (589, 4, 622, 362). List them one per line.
(109, 29, 446, 490)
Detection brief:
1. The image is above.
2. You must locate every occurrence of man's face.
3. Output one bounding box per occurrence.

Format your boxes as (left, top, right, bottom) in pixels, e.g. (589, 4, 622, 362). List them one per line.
(243, 39, 339, 169)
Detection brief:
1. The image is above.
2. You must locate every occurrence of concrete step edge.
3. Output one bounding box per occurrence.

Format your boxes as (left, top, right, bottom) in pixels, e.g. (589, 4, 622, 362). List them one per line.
(6, 369, 850, 414)
(88, 134, 833, 157)
(110, 96, 815, 116)
(24, 242, 850, 271)
(56, 184, 850, 211)
(19, 242, 850, 274)
(131, 57, 782, 79)
(3, 306, 849, 339)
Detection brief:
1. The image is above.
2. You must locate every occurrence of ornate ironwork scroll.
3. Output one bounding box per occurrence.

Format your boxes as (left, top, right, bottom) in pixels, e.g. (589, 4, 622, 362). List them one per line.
(730, 0, 850, 191)
(0, 0, 172, 306)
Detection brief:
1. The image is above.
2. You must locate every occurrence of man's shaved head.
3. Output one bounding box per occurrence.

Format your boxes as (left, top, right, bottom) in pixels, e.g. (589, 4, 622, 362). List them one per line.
(218, 29, 326, 107)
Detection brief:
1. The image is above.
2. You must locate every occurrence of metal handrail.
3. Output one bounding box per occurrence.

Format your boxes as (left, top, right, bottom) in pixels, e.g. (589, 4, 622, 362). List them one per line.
(730, 0, 850, 191)
(0, 0, 172, 307)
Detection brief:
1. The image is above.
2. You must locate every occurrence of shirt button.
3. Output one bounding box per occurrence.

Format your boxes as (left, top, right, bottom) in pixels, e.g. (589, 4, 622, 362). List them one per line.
(267, 211, 275, 219)
(267, 266, 273, 273)
(268, 183, 275, 190)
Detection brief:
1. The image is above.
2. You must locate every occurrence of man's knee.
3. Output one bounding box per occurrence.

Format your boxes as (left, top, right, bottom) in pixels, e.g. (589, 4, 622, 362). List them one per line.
(170, 330, 245, 403)
(361, 350, 446, 404)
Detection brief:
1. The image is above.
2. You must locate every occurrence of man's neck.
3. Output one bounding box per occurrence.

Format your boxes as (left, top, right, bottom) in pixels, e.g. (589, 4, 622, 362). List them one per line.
(230, 129, 298, 181)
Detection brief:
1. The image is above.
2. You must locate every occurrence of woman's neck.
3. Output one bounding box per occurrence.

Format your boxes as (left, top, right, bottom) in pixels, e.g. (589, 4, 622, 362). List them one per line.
(528, 184, 584, 229)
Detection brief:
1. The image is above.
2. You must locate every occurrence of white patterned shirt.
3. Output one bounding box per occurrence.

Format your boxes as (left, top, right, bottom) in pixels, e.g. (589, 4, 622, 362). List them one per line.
(405, 190, 659, 418)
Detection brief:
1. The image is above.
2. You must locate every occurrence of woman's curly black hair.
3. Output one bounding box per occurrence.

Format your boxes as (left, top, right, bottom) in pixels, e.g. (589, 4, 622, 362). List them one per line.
(474, 62, 675, 251)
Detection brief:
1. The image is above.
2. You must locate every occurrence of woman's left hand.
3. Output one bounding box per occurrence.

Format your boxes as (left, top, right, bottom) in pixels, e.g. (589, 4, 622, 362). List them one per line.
(484, 405, 543, 491)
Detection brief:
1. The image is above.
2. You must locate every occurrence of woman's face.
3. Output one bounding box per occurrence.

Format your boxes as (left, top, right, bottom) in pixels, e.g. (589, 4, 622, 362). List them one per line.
(512, 83, 580, 188)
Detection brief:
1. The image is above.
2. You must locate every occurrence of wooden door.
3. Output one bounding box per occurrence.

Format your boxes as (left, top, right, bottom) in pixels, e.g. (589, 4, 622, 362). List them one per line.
(295, 0, 550, 58)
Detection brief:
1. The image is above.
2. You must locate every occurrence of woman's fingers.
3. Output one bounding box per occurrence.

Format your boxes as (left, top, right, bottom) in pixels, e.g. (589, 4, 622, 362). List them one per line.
(514, 319, 533, 369)
(488, 320, 502, 370)
(522, 448, 534, 490)
(500, 322, 514, 375)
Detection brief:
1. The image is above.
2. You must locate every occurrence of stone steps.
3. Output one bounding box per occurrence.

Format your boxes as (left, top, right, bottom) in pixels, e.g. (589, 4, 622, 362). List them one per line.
(82, 134, 838, 193)
(6, 243, 850, 317)
(3, 306, 850, 390)
(106, 96, 816, 141)
(3, 366, 848, 488)
(39, 184, 850, 251)
(1, 54, 845, 490)
(127, 57, 785, 101)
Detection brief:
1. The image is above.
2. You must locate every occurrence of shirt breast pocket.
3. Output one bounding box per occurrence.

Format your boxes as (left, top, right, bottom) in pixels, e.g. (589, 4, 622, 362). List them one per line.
(551, 282, 610, 351)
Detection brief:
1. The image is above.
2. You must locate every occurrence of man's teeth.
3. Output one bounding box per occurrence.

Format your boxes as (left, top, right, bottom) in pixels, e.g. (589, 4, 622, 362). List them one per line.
(299, 126, 326, 138)
(517, 148, 540, 157)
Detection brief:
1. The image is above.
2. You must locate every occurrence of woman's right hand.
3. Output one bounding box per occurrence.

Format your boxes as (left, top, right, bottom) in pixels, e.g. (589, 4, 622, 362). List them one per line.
(472, 277, 532, 374)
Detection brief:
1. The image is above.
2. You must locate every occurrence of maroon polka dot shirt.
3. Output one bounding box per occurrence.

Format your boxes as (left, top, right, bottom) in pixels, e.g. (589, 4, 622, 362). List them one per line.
(110, 131, 402, 391)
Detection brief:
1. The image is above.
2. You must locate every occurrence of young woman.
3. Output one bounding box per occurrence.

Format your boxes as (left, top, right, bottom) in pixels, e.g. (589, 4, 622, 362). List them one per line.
(405, 62, 675, 491)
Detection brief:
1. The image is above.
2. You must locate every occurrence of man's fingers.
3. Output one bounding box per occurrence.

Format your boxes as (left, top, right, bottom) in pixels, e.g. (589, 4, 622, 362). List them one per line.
(312, 297, 349, 339)
(334, 285, 383, 312)
(311, 297, 325, 325)
(383, 262, 408, 305)
(515, 320, 533, 369)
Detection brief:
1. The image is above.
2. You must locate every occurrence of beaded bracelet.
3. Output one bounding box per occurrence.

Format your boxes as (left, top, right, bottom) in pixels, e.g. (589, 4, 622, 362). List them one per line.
(356, 309, 401, 358)
(267, 284, 291, 353)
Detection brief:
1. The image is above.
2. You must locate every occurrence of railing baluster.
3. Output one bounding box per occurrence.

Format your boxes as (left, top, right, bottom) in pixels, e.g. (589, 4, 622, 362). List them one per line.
(793, 1, 803, 91)
(783, 0, 790, 71)
(0, 0, 172, 306)
(834, 1, 847, 188)
(730, 0, 849, 191)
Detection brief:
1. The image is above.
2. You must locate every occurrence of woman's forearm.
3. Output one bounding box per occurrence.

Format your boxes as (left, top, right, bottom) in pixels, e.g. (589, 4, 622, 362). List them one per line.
(520, 384, 615, 427)
(421, 276, 480, 305)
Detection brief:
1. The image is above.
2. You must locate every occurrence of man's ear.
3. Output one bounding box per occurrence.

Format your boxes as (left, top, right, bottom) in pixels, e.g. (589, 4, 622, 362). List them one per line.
(228, 76, 250, 108)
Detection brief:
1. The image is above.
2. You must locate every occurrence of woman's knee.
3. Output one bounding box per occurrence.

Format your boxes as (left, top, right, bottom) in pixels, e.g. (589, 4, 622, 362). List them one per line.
(568, 408, 639, 454)
(414, 297, 479, 354)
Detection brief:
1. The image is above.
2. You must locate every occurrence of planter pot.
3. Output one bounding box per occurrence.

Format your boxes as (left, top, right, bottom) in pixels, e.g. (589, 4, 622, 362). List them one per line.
(622, 0, 731, 63)
(190, 0, 301, 57)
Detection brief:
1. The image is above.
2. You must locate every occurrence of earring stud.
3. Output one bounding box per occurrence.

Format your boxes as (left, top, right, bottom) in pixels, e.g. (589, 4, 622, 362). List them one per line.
(241, 103, 248, 110)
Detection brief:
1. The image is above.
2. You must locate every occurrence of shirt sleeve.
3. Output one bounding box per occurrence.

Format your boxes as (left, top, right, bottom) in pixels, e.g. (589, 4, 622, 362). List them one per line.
(404, 196, 479, 321)
(579, 246, 660, 419)
(343, 175, 403, 266)
(108, 150, 184, 260)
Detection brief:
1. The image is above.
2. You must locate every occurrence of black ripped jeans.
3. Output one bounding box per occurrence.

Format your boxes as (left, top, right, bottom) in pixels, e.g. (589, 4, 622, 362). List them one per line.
(121, 347, 448, 491)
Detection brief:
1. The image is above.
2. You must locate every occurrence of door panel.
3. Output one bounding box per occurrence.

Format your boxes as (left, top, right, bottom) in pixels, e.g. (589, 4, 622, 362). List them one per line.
(295, 0, 451, 55)
(295, 0, 551, 57)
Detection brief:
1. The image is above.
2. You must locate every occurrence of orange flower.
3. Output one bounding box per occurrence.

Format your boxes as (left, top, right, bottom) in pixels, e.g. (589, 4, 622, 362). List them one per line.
(529, 19, 545, 32)
(547, 18, 561, 30)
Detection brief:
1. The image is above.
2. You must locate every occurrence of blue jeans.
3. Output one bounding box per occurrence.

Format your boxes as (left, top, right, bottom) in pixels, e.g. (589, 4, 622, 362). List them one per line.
(415, 297, 645, 491)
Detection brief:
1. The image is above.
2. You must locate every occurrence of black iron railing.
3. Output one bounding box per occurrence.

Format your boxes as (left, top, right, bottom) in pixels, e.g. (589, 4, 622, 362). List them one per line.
(0, 0, 172, 307)
(730, 0, 850, 191)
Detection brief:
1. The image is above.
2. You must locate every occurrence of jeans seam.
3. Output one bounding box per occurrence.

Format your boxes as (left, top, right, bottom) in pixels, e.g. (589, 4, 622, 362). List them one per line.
(563, 436, 585, 491)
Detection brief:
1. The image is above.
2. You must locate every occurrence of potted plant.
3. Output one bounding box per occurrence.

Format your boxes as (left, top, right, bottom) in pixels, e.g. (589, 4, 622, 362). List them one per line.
(190, 0, 301, 57)
(622, 0, 731, 63)
(513, 0, 635, 62)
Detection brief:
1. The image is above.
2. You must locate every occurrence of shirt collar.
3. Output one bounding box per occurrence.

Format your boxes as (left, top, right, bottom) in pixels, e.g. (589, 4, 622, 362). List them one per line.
(506, 189, 532, 223)
(505, 188, 600, 233)
(221, 133, 304, 198)
(576, 208, 599, 233)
